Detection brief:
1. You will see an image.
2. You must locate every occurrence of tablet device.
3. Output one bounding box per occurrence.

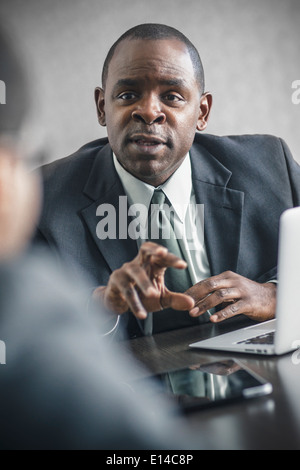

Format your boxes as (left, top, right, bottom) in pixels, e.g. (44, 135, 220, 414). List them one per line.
(133, 359, 272, 413)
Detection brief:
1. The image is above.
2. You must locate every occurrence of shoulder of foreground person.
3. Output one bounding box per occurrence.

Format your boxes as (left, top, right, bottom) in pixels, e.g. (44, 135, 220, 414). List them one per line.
(0, 250, 199, 450)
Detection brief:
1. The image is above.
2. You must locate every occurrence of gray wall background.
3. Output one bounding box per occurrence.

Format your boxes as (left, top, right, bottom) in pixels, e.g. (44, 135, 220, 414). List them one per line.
(1, 0, 299, 163)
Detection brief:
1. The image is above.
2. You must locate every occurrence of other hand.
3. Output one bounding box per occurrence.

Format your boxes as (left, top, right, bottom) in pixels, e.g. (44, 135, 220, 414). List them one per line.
(186, 271, 276, 323)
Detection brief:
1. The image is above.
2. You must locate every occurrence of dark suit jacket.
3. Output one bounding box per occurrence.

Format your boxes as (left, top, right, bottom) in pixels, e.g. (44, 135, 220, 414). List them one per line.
(35, 133, 300, 336)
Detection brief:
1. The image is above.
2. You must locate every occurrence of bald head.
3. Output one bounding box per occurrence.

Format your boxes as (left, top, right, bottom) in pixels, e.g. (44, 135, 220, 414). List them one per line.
(101, 23, 205, 94)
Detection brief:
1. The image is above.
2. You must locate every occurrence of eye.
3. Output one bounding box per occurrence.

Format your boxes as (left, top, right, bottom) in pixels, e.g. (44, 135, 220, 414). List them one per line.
(117, 92, 138, 101)
(163, 93, 185, 104)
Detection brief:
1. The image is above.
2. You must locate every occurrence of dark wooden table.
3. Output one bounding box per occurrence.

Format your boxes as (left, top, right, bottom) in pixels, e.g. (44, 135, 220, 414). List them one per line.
(121, 317, 300, 450)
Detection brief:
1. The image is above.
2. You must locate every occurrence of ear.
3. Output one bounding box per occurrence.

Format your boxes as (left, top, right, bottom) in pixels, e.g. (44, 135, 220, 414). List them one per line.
(95, 87, 106, 126)
(196, 92, 213, 132)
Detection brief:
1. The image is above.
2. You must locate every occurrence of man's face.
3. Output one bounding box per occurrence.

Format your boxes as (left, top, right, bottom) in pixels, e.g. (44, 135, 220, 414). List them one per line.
(96, 38, 212, 186)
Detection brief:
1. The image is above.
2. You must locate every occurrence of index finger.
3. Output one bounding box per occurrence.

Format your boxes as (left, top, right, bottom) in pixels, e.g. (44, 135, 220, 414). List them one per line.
(139, 242, 187, 269)
(186, 271, 237, 300)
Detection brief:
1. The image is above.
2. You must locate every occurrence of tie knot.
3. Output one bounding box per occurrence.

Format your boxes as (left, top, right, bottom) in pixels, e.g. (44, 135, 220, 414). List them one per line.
(150, 189, 167, 207)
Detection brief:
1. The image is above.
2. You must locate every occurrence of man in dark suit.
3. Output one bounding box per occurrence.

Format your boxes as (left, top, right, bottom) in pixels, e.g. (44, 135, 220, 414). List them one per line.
(36, 23, 300, 338)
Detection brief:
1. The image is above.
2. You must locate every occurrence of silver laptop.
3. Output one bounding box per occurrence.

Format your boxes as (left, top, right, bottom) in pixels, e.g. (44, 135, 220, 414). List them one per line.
(190, 206, 300, 355)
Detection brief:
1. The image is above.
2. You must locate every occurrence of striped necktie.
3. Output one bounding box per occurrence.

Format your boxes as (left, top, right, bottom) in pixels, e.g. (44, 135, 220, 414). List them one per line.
(148, 189, 192, 293)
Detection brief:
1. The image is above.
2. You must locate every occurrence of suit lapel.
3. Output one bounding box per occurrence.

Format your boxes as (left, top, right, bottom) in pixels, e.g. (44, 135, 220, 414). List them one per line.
(190, 141, 244, 276)
(80, 143, 138, 273)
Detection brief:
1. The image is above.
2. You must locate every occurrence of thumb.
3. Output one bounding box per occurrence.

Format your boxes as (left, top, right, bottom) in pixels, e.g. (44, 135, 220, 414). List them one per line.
(161, 290, 195, 311)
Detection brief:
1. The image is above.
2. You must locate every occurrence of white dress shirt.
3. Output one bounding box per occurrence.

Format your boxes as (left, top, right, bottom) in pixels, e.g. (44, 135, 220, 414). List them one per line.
(113, 153, 212, 285)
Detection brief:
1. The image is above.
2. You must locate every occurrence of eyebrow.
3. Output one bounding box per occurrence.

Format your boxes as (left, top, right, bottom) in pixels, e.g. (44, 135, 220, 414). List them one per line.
(158, 78, 187, 88)
(112, 77, 188, 93)
(113, 78, 139, 90)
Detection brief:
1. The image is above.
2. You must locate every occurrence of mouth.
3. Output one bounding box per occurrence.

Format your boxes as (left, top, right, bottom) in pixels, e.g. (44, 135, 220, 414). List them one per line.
(128, 134, 167, 155)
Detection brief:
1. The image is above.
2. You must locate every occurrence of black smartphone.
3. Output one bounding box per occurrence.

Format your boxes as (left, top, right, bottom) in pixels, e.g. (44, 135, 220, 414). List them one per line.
(133, 359, 273, 413)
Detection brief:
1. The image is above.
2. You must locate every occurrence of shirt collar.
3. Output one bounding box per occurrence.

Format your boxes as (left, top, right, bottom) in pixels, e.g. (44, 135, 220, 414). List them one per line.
(160, 154, 192, 223)
(113, 154, 154, 209)
(113, 153, 192, 223)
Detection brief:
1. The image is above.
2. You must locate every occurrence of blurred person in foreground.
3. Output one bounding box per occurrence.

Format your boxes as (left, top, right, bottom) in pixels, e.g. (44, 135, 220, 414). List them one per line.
(0, 27, 196, 450)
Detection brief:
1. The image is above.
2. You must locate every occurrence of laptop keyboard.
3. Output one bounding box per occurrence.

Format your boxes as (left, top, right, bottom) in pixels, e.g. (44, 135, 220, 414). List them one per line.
(237, 331, 275, 346)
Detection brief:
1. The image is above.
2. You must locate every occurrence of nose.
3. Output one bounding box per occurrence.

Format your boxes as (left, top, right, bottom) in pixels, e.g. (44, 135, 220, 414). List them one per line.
(131, 94, 166, 125)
